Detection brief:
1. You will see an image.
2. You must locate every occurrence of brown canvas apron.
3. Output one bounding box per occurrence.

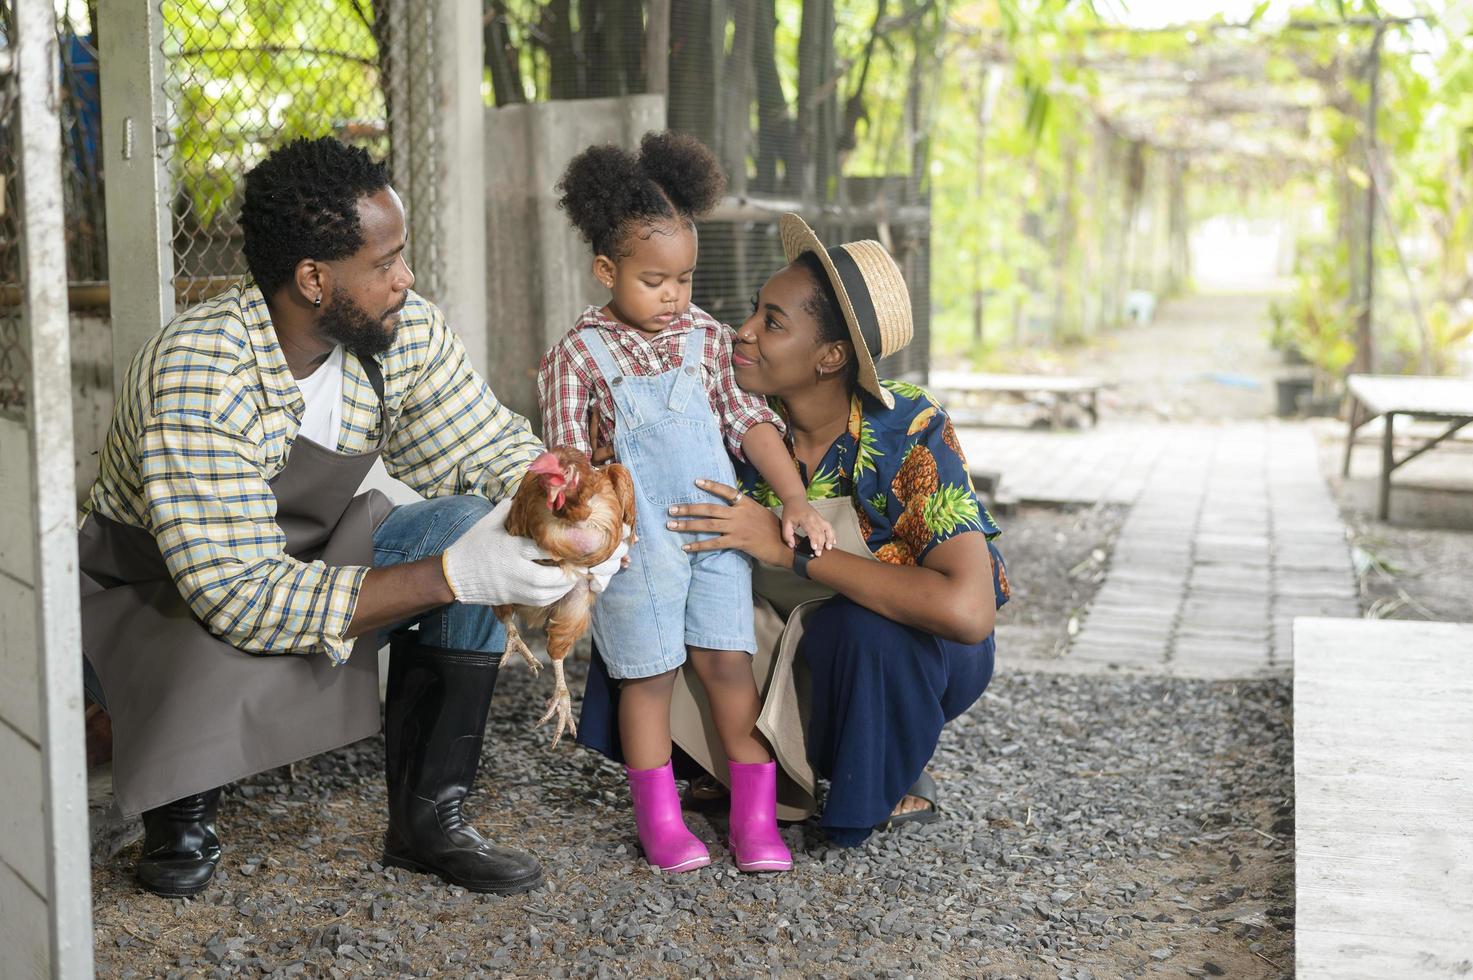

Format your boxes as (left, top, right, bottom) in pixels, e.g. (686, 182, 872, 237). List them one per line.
(669, 496, 878, 821)
(79, 357, 393, 817)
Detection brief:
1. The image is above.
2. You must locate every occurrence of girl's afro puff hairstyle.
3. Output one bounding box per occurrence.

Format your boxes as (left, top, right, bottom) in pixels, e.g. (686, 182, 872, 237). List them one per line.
(556, 131, 726, 258)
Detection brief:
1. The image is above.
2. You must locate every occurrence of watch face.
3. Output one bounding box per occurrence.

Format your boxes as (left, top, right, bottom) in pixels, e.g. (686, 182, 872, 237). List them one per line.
(796, 536, 816, 558)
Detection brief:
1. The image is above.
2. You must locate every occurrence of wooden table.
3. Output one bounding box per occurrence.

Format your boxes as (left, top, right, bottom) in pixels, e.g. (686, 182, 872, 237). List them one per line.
(1293, 617, 1473, 979)
(1342, 374, 1473, 519)
(928, 371, 1109, 427)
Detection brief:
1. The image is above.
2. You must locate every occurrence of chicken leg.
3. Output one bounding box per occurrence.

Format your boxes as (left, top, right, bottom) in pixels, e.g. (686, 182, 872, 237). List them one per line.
(535, 658, 577, 749)
(496, 616, 541, 675)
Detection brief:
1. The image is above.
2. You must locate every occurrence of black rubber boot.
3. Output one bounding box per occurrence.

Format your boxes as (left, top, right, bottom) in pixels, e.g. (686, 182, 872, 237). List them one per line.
(381, 636, 543, 894)
(136, 788, 222, 898)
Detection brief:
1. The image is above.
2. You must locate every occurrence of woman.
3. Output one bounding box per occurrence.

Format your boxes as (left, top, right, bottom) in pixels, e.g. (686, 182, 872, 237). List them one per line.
(579, 213, 1008, 847)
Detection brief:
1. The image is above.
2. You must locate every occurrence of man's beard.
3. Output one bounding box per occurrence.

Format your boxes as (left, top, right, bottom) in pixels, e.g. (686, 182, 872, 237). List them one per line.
(318, 293, 401, 358)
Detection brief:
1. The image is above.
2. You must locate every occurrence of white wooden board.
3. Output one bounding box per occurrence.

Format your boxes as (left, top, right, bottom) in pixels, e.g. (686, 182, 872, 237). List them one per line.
(0, 582, 39, 744)
(1294, 616, 1473, 980)
(0, 717, 46, 897)
(1347, 374, 1473, 419)
(0, 857, 49, 980)
(0, 415, 34, 586)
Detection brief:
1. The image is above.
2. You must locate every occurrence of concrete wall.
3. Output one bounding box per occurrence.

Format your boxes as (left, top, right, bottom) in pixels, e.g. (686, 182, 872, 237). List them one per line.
(483, 95, 666, 429)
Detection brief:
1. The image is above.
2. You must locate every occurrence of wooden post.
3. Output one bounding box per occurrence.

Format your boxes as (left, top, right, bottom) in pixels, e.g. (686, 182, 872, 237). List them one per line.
(1355, 27, 1384, 376)
(1379, 409, 1394, 520)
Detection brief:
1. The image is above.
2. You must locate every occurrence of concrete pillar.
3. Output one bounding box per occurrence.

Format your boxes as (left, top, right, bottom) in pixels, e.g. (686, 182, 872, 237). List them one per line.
(97, 0, 174, 384)
(483, 95, 665, 426)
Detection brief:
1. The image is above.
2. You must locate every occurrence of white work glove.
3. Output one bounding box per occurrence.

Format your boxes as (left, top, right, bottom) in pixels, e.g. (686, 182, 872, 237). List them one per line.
(441, 498, 576, 607)
(587, 538, 631, 594)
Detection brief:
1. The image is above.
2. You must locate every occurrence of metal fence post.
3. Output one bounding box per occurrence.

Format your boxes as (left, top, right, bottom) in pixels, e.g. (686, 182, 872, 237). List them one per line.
(15, 0, 95, 974)
(98, 0, 175, 383)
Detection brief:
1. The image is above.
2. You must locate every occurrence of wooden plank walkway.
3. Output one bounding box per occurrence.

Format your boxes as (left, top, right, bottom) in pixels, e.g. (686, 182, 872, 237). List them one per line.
(1294, 617, 1473, 980)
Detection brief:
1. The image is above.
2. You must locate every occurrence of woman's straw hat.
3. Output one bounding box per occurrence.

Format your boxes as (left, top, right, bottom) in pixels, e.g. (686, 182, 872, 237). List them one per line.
(779, 212, 913, 409)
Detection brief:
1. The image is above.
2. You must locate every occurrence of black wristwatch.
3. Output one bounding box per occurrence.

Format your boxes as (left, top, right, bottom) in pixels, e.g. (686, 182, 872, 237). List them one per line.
(791, 538, 815, 579)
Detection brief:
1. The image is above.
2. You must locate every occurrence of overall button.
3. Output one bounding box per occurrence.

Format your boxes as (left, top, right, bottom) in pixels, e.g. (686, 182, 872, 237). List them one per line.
(683, 366, 696, 376)
(611, 376, 623, 386)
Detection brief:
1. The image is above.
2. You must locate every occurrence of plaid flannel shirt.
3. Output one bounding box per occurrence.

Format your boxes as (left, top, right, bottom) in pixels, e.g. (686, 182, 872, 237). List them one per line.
(537, 305, 782, 459)
(84, 282, 541, 664)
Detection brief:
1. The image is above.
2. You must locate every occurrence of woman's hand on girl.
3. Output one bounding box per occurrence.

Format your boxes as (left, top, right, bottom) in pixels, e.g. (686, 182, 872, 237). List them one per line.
(667, 479, 791, 567)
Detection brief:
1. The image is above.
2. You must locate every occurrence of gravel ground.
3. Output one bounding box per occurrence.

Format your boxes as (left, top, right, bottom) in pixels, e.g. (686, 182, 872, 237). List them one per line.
(989, 504, 1127, 666)
(92, 662, 1292, 977)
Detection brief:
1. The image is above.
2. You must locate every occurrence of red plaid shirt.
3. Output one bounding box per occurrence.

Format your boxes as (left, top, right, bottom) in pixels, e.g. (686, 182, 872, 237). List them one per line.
(538, 305, 783, 460)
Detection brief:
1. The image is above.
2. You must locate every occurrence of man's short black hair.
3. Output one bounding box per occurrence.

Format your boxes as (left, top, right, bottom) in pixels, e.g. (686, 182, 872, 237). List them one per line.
(239, 136, 390, 296)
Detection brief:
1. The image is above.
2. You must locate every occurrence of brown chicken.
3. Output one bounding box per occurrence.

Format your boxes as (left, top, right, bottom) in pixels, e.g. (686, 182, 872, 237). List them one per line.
(496, 446, 636, 747)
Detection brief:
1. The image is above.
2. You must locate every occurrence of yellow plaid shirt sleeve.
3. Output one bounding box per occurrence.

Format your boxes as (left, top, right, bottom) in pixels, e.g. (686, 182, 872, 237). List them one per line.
(381, 302, 542, 501)
(87, 284, 541, 665)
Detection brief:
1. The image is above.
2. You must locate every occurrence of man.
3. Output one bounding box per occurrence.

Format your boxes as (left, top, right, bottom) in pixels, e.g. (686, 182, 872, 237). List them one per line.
(79, 136, 620, 898)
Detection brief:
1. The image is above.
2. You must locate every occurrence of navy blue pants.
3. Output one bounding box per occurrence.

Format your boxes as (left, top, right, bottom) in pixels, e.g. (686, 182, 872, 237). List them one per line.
(802, 596, 995, 846)
(577, 595, 995, 847)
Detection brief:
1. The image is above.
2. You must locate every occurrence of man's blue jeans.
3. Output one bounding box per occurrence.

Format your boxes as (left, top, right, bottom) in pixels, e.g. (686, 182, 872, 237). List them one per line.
(374, 495, 506, 654)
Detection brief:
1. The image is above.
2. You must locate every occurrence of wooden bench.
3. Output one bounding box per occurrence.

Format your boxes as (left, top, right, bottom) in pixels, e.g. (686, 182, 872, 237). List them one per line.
(928, 371, 1108, 428)
(1294, 617, 1473, 979)
(1343, 374, 1473, 520)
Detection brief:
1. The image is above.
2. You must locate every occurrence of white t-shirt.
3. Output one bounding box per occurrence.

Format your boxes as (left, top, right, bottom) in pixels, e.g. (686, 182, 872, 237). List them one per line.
(294, 345, 345, 450)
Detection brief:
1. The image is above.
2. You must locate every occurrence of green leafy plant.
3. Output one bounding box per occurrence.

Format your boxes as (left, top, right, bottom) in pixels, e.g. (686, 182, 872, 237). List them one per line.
(1288, 245, 1357, 395)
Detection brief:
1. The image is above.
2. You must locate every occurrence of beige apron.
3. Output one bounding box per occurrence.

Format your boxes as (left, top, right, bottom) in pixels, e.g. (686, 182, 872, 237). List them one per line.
(79, 357, 393, 817)
(670, 496, 877, 821)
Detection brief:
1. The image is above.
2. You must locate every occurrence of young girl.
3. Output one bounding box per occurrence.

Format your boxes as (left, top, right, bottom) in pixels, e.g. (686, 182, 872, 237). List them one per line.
(538, 132, 829, 874)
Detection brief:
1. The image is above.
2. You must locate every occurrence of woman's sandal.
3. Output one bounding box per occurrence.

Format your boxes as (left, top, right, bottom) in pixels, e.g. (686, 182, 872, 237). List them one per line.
(876, 771, 942, 830)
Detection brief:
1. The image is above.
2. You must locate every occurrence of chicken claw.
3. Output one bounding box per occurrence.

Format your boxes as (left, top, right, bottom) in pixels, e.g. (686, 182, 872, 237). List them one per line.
(536, 660, 578, 748)
(501, 622, 541, 675)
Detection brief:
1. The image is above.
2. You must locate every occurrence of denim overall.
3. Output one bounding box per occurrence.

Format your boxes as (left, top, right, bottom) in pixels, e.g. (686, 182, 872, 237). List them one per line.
(580, 326, 756, 679)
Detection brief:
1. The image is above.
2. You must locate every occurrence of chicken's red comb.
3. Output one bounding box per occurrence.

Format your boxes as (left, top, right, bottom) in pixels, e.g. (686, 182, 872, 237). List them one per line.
(528, 452, 563, 478)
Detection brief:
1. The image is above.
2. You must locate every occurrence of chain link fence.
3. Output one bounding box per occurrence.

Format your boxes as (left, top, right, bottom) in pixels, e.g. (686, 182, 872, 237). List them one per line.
(160, 0, 444, 306)
(0, 1, 104, 409)
(0, 0, 445, 410)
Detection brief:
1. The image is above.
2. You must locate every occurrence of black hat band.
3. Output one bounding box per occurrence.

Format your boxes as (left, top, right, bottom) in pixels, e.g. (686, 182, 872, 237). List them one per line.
(827, 245, 882, 358)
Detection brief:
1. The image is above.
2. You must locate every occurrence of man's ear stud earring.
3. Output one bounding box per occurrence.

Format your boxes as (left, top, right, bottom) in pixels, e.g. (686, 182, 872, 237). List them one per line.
(313, 295, 322, 308)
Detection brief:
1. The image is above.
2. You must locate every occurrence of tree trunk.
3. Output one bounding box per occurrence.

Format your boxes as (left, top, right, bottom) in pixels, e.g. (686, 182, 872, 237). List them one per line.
(721, 0, 756, 197)
(484, 1, 526, 106)
(794, 0, 824, 197)
(668, 1, 718, 150)
(580, 0, 641, 97)
(751, 0, 789, 194)
(545, 0, 580, 100)
(1053, 132, 1079, 340)
(971, 65, 995, 348)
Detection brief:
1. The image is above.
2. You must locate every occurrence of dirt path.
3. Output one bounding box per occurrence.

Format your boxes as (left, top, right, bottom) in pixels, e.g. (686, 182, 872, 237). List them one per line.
(1058, 293, 1284, 423)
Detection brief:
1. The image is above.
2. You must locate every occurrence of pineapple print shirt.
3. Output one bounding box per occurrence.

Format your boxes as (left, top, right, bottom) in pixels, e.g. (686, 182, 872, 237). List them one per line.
(736, 380, 1006, 584)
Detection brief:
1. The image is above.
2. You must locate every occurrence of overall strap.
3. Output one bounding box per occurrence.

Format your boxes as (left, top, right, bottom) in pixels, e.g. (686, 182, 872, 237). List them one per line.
(578, 327, 643, 429)
(668, 326, 706, 413)
(357, 354, 386, 408)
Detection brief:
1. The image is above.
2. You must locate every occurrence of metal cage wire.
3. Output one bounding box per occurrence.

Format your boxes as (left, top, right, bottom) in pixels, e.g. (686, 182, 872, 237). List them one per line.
(159, 0, 446, 307)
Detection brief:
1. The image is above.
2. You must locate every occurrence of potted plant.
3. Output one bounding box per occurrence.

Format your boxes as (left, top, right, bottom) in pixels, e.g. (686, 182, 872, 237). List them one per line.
(1280, 249, 1356, 416)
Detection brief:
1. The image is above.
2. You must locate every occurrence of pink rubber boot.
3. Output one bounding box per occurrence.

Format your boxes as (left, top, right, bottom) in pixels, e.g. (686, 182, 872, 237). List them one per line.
(625, 762, 711, 873)
(727, 760, 793, 872)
